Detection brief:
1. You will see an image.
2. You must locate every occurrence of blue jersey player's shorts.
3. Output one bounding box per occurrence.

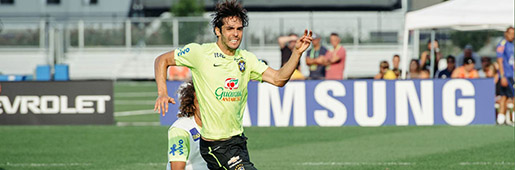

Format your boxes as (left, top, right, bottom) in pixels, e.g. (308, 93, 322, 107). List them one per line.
(497, 77, 515, 98)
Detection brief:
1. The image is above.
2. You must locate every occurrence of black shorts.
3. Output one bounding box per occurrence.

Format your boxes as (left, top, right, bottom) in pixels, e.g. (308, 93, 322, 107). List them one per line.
(496, 77, 515, 98)
(200, 134, 257, 170)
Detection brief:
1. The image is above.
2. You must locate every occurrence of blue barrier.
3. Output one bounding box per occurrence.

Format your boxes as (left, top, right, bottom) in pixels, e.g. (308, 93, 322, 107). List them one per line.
(35, 65, 51, 81)
(0, 75, 25, 81)
(24, 75, 33, 81)
(54, 64, 69, 81)
(0, 75, 7, 81)
(161, 79, 495, 126)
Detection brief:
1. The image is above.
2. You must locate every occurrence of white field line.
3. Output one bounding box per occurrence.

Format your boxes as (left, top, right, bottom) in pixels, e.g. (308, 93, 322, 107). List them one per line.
(299, 162, 515, 166)
(2, 162, 92, 167)
(114, 109, 156, 116)
(459, 162, 515, 166)
(115, 92, 156, 97)
(115, 100, 156, 105)
(2, 162, 166, 167)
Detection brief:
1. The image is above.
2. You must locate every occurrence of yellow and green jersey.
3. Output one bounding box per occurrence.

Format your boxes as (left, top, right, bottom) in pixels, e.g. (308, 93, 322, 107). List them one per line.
(174, 43, 269, 140)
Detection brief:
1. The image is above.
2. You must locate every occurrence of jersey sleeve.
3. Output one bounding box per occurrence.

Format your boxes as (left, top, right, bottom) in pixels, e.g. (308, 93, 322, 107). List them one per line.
(496, 40, 506, 58)
(247, 52, 269, 82)
(168, 127, 191, 162)
(174, 43, 202, 68)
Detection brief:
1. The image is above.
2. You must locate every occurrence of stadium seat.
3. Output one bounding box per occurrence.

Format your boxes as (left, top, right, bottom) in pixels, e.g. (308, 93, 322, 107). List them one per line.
(0, 75, 24, 81)
(54, 64, 69, 81)
(35, 65, 51, 81)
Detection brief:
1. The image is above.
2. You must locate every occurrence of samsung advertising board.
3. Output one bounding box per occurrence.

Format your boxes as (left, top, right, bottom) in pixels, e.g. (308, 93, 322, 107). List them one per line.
(161, 79, 495, 126)
(0, 81, 114, 125)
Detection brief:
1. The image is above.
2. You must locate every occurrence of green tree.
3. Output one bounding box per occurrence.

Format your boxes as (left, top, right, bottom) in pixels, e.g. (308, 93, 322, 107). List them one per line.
(171, 0, 204, 17)
(450, 30, 502, 50)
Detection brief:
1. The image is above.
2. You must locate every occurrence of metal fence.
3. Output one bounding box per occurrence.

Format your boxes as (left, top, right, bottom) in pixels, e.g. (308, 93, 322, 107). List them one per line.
(0, 13, 415, 79)
(0, 12, 405, 48)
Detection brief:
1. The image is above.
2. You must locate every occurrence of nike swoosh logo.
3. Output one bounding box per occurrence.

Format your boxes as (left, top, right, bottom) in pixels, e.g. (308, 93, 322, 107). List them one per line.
(213, 64, 222, 67)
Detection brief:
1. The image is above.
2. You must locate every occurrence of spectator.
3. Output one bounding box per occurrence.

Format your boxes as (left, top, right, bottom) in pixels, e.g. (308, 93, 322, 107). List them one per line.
(482, 63, 497, 79)
(278, 33, 300, 69)
(420, 39, 443, 76)
(374, 61, 397, 80)
(480, 56, 491, 69)
(392, 54, 401, 78)
(456, 45, 482, 69)
(322, 33, 346, 80)
(478, 57, 492, 78)
(451, 57, 479, 79)
(496, 26, 514, 125)
(408, 59, 420, 79)
(168, 66, 190, 81)
(407, 59, 429, 79)
(305, 34, 328, 80)
(420, 68, 431, 79)
(437, 55, 456, 79)
(290, 69, 305, 80)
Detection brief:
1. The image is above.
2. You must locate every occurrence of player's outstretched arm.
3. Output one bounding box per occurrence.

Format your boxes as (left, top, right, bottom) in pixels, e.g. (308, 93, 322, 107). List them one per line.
(154, 50, 177, 116)
(263, 29, 312, 87)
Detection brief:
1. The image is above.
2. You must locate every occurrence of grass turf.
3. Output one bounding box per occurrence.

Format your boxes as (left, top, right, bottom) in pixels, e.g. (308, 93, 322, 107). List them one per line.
(1, 81, 513, 170)
(0, 125, 513, 170)
(114, 81, 158, 122)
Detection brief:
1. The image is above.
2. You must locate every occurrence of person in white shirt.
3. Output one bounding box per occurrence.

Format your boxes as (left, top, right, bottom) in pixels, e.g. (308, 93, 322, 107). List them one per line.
(167, 80, 208, 170)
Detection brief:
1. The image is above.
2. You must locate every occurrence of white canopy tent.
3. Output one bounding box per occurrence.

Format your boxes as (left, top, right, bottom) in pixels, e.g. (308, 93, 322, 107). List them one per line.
(401, 0, 514, 79)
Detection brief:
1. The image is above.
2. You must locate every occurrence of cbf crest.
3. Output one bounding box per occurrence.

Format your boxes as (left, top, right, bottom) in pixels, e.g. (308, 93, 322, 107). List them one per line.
(238, 60, 246, 72)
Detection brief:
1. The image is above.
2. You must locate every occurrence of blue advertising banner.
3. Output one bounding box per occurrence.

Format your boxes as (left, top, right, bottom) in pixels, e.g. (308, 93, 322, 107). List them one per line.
(161, 79, 495, 126)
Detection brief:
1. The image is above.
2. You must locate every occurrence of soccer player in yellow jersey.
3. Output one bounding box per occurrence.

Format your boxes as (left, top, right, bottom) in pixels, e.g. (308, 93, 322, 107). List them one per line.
(167, 81, 208, 170)
(154, 1, 313, 169)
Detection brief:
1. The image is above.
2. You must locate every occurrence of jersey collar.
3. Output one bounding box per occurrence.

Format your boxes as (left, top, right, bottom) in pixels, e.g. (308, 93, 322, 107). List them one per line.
(213, 43, 240, 59)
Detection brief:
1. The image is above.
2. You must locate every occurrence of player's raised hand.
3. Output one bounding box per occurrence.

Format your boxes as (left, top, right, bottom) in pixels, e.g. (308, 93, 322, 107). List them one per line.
(154, 95, 176, 116)
(294, 29, 313, 54)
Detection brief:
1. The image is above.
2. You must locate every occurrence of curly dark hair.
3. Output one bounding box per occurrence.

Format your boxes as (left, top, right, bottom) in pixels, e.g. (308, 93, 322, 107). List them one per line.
(211, 0, 248, 35)
(177, 80, 196, 118)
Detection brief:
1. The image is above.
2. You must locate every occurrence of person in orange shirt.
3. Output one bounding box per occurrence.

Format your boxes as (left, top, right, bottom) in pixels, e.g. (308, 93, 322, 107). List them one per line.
(168, 66, 190, 81)
(451, 57, 479, 79)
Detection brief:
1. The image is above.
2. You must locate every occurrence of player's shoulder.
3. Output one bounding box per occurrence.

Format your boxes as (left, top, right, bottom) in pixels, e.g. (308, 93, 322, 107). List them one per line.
(239, 49, 258, 59)
(200, 42, 215, 49)
(498, 39, 507, 46)
(497, 39, 508, 54)
(189, 42, 219, 55)
(170, 117, 195, 131)
(180, 42, 214, 53)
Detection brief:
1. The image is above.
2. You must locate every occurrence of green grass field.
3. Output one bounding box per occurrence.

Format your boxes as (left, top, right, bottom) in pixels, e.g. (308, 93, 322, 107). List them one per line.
(0, 81, 514, 170)
(0, 126, 513, 170)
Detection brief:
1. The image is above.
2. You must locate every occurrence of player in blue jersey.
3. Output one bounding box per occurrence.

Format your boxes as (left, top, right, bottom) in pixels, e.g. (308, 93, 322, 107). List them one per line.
(496, 26, 514, 125)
